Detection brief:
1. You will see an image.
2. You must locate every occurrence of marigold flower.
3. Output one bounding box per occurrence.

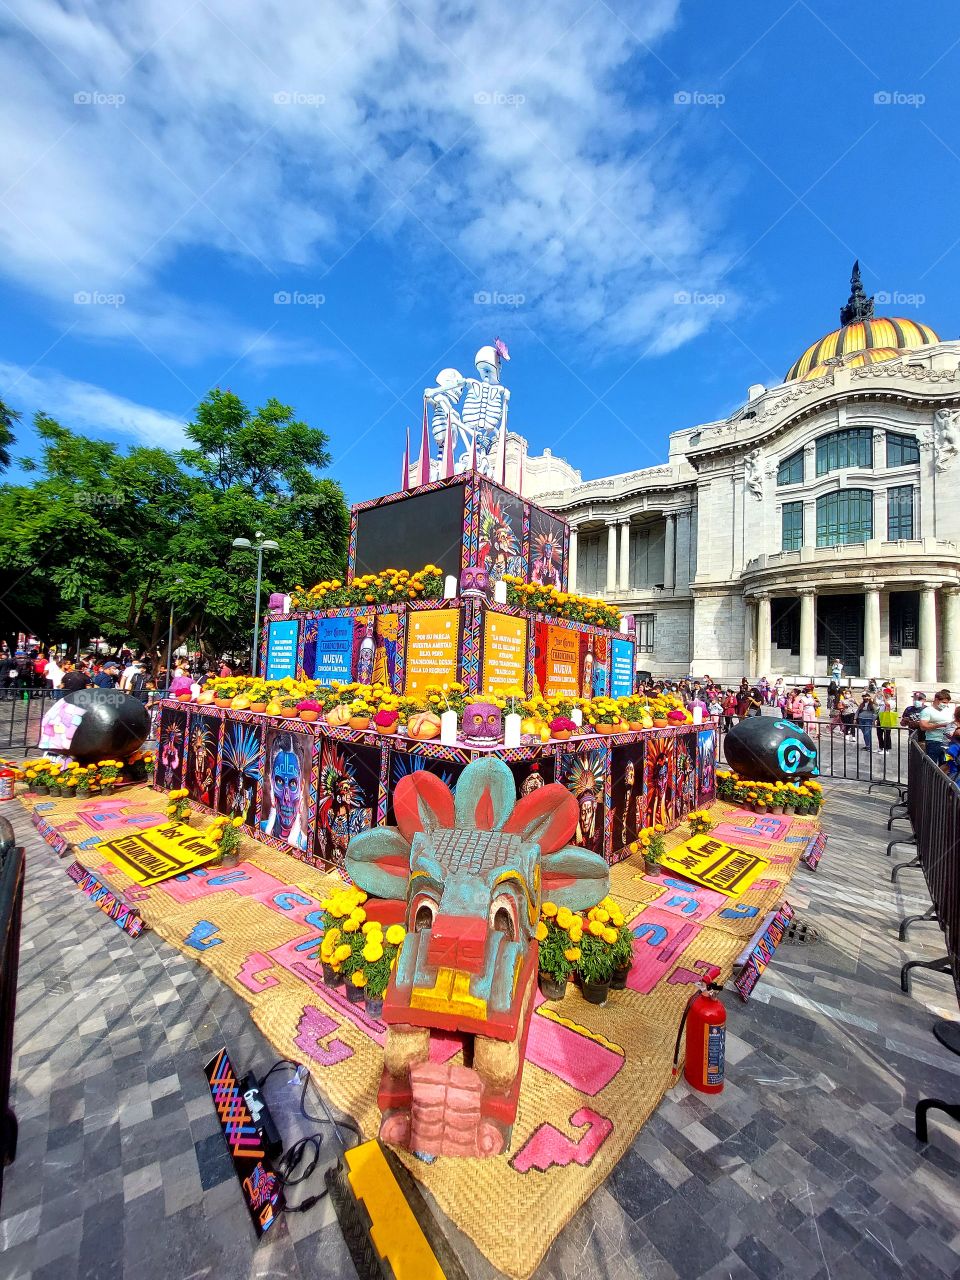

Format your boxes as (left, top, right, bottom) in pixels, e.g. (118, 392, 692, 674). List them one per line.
(351, 971, 367, 988)
(535, 921, 548, 942)
(541, 901, 558, 918)
(564, 947, 581, 962)
(385, 924, 406, 946)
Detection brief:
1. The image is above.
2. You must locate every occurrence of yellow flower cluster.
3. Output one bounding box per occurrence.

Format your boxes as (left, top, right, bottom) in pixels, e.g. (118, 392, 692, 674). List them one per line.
(503, 576, 621, 629)
(289, 565, 444, 610)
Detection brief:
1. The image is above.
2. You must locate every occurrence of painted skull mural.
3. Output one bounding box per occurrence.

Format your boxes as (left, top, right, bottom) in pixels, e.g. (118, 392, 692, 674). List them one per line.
(260, 730, 309, 850)
(345, 758, 609, 1158)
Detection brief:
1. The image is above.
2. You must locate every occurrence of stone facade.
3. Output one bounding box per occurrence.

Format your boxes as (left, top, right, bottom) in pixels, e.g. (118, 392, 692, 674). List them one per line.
(527, 342, 960, 685)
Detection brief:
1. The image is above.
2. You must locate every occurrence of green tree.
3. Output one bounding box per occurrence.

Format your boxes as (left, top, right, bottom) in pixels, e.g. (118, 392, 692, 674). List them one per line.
(0, 391, 350, 661)
(0, 397, 18, 471)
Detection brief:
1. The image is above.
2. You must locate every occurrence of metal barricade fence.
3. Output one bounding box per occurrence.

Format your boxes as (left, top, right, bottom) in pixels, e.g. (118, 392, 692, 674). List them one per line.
(905, 741, 960, 1005)
(719, 716, 915, 790)
(0, 688, 51, 753)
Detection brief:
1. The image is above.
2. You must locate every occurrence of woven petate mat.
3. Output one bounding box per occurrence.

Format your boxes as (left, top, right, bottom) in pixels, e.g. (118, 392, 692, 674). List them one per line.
(20, 785, 817, 1278)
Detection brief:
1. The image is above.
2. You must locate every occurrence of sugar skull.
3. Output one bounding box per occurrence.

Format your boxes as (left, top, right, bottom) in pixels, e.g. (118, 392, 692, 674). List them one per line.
(260, 731, 308, 850)
(459, 565, 489, 598)
(345, 758, 609, 1157)
(463, 700, 502, 743)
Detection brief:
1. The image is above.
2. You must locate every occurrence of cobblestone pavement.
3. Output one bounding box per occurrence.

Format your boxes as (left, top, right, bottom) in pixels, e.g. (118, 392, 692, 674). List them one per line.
(2, 782, 959, 1280)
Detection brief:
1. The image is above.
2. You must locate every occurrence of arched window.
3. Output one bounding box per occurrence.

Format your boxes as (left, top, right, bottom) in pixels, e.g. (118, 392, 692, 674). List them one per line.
(816, 489, 873, 547)
(815, 428, 872, 476)
(777, 449, 804, 486)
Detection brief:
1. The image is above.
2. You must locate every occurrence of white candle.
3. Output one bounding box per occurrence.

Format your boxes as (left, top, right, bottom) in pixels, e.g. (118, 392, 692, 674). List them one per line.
(440, 709, 458, 745)
(493, 581, 507, 604)
(504, 713, 521, 748)
(444, 574, 458, 599)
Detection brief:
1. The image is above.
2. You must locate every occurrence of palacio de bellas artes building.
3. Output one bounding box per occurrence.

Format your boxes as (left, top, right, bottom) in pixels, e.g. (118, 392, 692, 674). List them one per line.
(514, 263, 960, 689)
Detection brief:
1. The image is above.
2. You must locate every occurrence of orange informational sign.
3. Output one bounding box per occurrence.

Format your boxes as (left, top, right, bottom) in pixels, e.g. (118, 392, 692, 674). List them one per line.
(540, 623, 580, 699)
(405, 608, 460, 695)
(482, 611, 527, 693)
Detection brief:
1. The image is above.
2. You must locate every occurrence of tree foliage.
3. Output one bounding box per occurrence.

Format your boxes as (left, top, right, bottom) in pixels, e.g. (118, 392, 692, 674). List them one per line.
(0, 390, 350, 660)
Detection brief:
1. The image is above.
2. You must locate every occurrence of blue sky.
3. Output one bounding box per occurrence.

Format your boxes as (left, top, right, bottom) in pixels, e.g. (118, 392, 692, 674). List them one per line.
(1, 1, 957, 502)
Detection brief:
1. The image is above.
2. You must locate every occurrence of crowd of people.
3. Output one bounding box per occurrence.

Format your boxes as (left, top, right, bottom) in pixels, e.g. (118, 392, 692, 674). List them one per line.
(2, 645, 244, 704)
(637, 673, 959, 780)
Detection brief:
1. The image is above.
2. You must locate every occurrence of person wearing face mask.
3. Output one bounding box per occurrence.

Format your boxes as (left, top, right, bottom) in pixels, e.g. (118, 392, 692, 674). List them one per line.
(917, 689, 955, 766)
(900, 691, 927, 744)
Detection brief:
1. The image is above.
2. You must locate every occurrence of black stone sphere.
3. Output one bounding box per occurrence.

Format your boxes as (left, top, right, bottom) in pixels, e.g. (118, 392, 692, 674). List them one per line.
(724, 716, 819, 784)
(58, 689, 150, 764)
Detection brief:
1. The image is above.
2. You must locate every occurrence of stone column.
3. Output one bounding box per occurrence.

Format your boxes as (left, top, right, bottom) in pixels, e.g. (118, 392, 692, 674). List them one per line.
(606, 522, 618, 594)
(663, 513, 676, 591)
(618, 519, 631, 592)
(568, 525, 578, 593)
(918, 583, 939, 684)
(798, 587, 816, 679)
(943, 587, 960, 688)
(756, 593, 772, 677)
(862, 583, 883, 681)
(743, 598, 756, 679)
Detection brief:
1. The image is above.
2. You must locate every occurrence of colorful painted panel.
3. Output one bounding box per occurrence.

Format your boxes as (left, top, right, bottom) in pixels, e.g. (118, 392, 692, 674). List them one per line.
(481, 610, 527, 693)
(265, 619, 298, 681)
(404, 608, 460, 695)
(697, 727, 717, 805)
(478, 483, 524, 582)
(315, 740, 380, 870)
(372, 613, 400, 690)
(259, 725, 314, 853)
(610, 637, 635, 699)
(580, 633, 609, 699)
(386, 750, 465, 825)
(534, 622, 580, 699)
(508, 756, 556, 800)
(643, 733, 675, 830)
(609, 743, 646, 854)
(559, 745, 606, 857)
(216, 719, 263, 825)
(186, 713, 221, 807)
(528, 510, 565, 588)
(157, 705, 188, 790)
(674, 731, 698, 822)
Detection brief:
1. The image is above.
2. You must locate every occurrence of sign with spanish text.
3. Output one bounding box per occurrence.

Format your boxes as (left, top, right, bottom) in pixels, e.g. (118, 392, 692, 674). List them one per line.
(313, 617, 354, 684)
(265, 619, 298, 681)
(610, 638, 635, 698)
(658, 833, 769, 898)
(536, 623, 580, 699)
(482, 611, 527, 692)
(404, 608, 460, 695)
(97, 822, 221, 886)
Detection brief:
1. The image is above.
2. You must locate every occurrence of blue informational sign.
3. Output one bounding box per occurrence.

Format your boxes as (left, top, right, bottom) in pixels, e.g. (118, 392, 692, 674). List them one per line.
(265, 619, 299, 681)
(610, 637, 635, 698)
(313, 617, 354, 684)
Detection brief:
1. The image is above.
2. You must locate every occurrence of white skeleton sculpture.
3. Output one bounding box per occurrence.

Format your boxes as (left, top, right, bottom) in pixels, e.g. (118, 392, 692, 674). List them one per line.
(424, 341, 511, 478)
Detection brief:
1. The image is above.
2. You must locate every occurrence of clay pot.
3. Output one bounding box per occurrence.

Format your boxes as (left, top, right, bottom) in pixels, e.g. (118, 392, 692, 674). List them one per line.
(214, 698, 233, 708)
(538, 972, 566, 1001)
(628, 721, 643, 732)
(34, 785, 49, 795)
(364, 994, 385, 1020)
(552, 730, 571, 741)
(279, 707, 300, 718)
(769, 804, 783, 814)
(346, 984, 366, 1005)
(348, 716, 370, 731)
(248, 702, 267, 714)
(299, 710, 320, 723)
(176, 693, 192, 702)
(611, 964, 631, 991)
(376, 724, 398, 736)
(63, 785, 77, 797)
(581, 978, 610, 1006)
(597, 723, 616, 735)
(652, 718, 668, 728)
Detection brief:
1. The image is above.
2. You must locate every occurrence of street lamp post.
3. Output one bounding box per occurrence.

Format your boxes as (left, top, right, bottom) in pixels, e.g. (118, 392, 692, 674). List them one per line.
(232, 533, 279, 676)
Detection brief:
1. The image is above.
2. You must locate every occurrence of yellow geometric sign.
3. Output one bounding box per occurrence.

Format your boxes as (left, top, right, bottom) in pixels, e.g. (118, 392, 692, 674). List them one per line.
(404, 609, 460, 695)
(96, 822, 220, 885)
(658, 833, 769, 897)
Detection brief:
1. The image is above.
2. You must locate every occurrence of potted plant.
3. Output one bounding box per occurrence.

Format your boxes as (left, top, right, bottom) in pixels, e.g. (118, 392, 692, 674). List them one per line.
(297, 698, 323, 724)
(688, 809, 714, 837)
(166, 787, 191, 822)
(61, 766, 79, 797)
(318, 885, 368, 987)
(636, 826, 666, 875)
(373, 709, 399, 736)
(549, 715, 576, 742)
(205, 814, 245, 866)
(576, 916, 618, 1005)
(588, 698, 624, 735)
(357, 922, 406, 1019)
(536, 903, 583, 999)
(76, 767, 93, 798)
(603, 900, 632, 989)
(98, 759, 123, 790)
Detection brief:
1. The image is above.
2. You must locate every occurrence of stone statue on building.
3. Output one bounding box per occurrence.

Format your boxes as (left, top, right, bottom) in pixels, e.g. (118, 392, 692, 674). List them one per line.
(933, 408, 959, 473)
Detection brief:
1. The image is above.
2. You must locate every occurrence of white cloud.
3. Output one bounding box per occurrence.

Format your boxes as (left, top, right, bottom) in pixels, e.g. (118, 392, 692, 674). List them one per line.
(0, 0, 734, 358)
(0, 361, 188, 448)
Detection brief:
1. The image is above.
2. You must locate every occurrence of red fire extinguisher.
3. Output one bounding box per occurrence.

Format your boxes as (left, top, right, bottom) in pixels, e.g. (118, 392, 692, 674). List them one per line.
(672, 965, 726, 1094)
(0, 765, 15, 801)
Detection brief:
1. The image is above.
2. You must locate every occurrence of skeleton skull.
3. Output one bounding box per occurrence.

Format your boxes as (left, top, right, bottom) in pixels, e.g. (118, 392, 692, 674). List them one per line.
(459, 565, 490, 598)
(463, 701, 502, 743)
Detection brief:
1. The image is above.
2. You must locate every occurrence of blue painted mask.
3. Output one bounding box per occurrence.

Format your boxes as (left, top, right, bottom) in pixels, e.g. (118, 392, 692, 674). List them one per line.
(272, 751, 302, 835)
